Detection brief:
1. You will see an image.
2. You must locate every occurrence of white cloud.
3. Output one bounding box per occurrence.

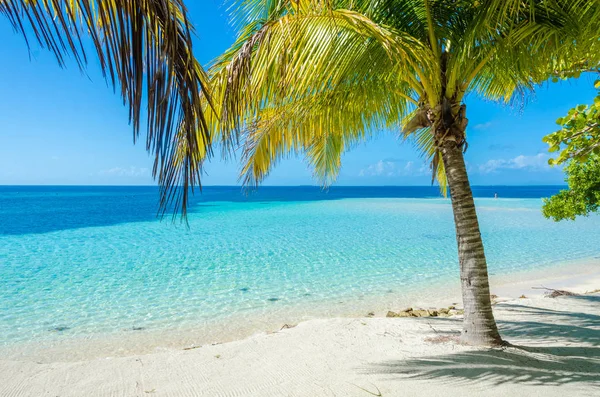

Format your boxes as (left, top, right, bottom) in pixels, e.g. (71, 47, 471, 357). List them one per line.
(99, 166, 150, 178)
(359, 160, 429, 177)
(359, 160, 394, 177)
(478, 153, 551, 174)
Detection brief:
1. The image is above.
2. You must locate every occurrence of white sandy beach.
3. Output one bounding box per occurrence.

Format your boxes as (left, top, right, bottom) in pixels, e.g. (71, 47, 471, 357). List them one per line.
(1, 266, 599, 397)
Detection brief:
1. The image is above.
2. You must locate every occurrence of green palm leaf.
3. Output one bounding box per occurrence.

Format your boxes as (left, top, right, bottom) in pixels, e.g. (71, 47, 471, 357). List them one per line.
(210, 0, 600, 188)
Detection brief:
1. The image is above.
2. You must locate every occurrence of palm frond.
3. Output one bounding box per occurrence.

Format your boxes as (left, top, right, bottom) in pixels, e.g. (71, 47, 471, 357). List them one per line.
(211, 2, 436, 131)
(0, 0, 214, 216)
(209, 0, 600, 192)
(240, 75, 414, 186)
(447, 0, 600, 102)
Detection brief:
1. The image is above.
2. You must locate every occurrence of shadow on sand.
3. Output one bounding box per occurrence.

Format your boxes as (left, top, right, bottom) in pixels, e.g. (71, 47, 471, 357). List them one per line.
(365, 296, 600, 387)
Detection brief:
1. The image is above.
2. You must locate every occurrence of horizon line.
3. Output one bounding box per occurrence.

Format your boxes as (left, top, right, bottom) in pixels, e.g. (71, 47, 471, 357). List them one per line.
(0, 184, 568, 188)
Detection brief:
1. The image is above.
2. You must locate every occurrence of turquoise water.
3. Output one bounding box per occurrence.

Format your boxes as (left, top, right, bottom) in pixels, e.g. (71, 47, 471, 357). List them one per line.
(1, 186, 599, 350)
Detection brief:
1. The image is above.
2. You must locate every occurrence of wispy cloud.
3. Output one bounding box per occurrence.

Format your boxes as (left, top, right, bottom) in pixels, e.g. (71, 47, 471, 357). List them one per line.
(473, 121, 493, 131)
(359, 159, 428, 177)
(478, 153, 551, 174)
(99, 166, 150, 178)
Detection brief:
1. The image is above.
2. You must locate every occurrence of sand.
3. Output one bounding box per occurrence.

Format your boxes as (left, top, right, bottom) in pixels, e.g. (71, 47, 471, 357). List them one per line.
(1, 269, 599, 396)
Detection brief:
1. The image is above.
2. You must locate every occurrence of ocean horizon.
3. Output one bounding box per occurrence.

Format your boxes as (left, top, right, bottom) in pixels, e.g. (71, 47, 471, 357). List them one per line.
(1, 185, 599, 358)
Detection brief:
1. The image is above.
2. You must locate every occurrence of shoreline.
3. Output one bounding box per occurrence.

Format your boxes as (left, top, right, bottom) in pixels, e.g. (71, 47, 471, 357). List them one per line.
(490, 258, 600, 298)
(1, 267, 599, 396)
(1, 257, 599, 364)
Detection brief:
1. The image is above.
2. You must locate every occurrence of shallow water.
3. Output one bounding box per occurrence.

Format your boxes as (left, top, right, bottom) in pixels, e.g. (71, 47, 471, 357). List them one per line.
(1, 186, 599, 353)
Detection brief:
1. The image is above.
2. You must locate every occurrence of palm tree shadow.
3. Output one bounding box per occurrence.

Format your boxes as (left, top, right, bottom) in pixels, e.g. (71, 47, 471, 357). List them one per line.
(497, 299, 600, 346)
(365, 298, 600, 387)
(570, 294, 600, 303)
(499, 303, 600, 326)
(366, 346, 600, 387)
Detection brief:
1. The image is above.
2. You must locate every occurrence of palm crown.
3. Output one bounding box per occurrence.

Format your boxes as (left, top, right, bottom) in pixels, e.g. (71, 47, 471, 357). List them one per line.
(205, 0, 600, 345)
(208, 0, 599, 187)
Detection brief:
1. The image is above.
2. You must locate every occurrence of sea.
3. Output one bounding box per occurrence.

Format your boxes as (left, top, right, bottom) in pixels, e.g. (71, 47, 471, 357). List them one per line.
(1, 185, 599, 359)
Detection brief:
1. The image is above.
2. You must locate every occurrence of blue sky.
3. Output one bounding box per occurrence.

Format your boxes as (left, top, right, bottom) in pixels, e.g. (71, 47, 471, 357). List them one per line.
(0, 2, 597, 186)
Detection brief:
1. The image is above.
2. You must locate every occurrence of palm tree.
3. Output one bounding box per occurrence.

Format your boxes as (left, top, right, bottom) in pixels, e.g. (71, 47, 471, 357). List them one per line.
(0, 0, 214, 214)
(207, 0, 600, 345)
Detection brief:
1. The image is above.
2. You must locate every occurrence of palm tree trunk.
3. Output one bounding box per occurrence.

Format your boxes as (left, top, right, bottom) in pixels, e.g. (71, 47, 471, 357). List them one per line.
(441, 139, 503, 346)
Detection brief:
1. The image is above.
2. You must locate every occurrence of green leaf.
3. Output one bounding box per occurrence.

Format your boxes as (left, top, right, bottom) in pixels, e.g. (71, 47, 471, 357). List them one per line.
(543, 154, 600, 221)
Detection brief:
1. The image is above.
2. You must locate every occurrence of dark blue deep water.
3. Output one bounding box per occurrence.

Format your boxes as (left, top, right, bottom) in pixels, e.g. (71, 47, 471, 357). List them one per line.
(0, 185, 566, 235)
